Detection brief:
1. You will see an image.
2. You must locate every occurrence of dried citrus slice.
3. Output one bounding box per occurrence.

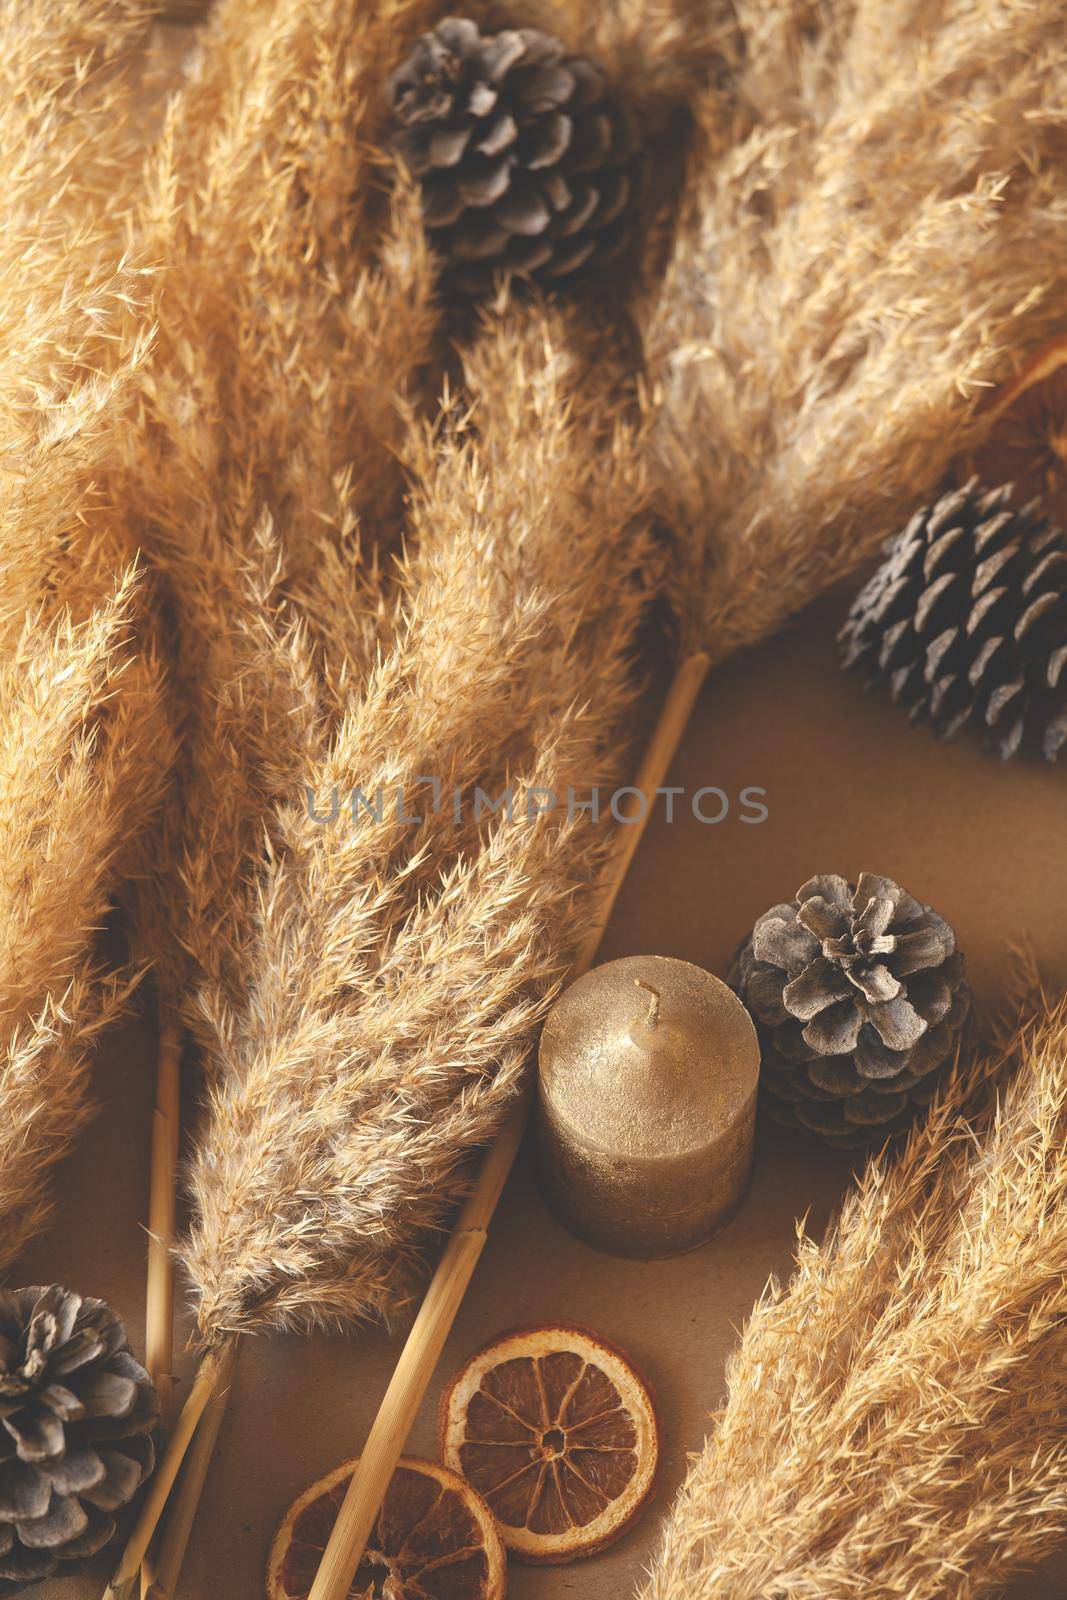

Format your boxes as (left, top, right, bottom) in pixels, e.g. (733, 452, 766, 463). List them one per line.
(439, 1322, 659, 1565)
(266, 1455, 507, 1600)
(965, 332, 1067, 523)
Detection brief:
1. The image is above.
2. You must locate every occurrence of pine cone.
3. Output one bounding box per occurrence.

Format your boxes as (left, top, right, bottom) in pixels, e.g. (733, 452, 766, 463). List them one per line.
(0, 1286, 159, 1593)
(388, 17, 642, 297)
(731, 874, 973, 1149)
(839, 478, 1067, 761)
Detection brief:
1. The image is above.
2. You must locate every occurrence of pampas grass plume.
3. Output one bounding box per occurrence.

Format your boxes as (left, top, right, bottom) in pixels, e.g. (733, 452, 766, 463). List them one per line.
(179, 301, 654, 1339)
(650, 0, 1067, 661)
(640, 989, 1067, 1600)
(0, 0, 173, 1269)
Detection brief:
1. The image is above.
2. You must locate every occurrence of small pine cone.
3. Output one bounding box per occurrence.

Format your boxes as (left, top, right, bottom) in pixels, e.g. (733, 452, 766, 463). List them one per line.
(839, 477, 1067, 761)
(388, 16, 642, 297)
(0, 1286, 159, 1594)
(731, 874, 973, 1149)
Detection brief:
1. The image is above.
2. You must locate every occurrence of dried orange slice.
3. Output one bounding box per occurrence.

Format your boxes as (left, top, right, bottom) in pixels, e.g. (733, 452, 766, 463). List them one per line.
(965, 332, 1067, 523)
(266, 1455, 507, 1600)
(439, 1322, 659, 1565)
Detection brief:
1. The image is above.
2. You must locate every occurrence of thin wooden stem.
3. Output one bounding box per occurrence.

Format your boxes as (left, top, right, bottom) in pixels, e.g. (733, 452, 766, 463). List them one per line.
(145, 1017, 182, 1424)
(141, 1016, 182, 1599)
(146, 1337, 240, 1600)
(307, 651, 710, 1600)
(307, 1112, 524, 1600)
(99, 1337, 238, 1600)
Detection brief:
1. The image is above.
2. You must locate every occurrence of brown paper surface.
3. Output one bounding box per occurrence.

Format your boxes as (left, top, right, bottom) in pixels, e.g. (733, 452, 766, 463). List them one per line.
(19, 594, 1067, 1599)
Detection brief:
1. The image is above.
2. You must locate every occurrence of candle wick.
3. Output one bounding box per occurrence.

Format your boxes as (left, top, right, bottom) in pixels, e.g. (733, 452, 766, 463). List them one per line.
(634, 978, 661, 1030)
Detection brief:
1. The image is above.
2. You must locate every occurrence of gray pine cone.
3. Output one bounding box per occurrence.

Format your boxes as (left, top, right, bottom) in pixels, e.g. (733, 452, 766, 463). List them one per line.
(731, 874, 973, 1149)
(839, 477, 1067, 761)
(0, 1286, 158, 1593)
(388, 16, 642, 297)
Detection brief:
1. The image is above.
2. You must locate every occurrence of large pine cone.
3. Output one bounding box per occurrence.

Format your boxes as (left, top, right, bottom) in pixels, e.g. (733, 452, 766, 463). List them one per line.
(731, 874, 973, 1149)
(839, 477, 1067, 761)
(388, 17, 642, 297)
(0, 1287, 158, 1593)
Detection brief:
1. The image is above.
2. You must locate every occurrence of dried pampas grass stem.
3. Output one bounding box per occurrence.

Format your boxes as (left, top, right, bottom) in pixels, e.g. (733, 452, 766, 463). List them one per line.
(147, 1334, 240, 1600)
(144, 1017, 182, 1427)
(101, 1338, 238, 1600)
(140, 1016, 182, 1599)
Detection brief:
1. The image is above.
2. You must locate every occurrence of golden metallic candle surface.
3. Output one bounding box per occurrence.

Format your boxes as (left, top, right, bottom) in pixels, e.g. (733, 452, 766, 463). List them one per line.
(536, 955, 760, 1258)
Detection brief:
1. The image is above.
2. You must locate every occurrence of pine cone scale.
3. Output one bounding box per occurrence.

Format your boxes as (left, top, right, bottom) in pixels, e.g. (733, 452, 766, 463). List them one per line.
(803, 1002, 862, 1056)
(782, 959, 851, 1018)
(494, 183, 550, 234)
(82, 1450, 141, 1511)
(871, 995, 926, 1050)
(20, 1496, 86, 1549)
(49, 1451, 102, 1497)
(848, 963, 900, 1003)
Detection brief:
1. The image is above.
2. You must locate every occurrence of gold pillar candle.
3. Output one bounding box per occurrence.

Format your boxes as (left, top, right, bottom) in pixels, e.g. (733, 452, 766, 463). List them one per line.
(536, 955, 760, 1258)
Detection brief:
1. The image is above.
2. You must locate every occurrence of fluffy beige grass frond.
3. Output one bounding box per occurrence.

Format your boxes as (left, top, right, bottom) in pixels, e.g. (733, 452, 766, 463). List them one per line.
(468, 0, 729, 130)
(640, 993, 1067, 1600)
(179, 303, 654, 1339)
(0, 0, 154, 234)
(0, 0, 175, 1269)
(117, 0, 702, 1064)
(0, 562, 172, 1272)
(0, 333, 172, 1270)
(120, 0, 444, 1017)
(0, 972, 139, 1276)
(650, 0, 1067, 659)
